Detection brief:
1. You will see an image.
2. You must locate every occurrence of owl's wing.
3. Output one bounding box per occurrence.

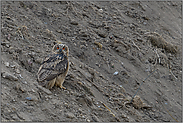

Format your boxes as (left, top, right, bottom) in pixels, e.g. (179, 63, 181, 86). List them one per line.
(37, 53, 68, 85)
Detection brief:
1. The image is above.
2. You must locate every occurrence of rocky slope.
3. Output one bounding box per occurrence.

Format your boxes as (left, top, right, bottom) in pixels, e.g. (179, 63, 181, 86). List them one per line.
(1, 1, 182, 122)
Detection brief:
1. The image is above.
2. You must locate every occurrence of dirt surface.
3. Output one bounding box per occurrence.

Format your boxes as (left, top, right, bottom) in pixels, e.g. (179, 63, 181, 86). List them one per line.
(1, 1, 182, 122)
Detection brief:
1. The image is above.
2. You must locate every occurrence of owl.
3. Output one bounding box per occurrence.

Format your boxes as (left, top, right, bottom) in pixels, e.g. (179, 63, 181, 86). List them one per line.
(37, 43, 69, 89)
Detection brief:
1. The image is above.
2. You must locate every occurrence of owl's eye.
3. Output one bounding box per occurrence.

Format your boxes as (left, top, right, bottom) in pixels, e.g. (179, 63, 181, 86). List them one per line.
(57, 47, 59, 49)
(62, 47, 65, 50)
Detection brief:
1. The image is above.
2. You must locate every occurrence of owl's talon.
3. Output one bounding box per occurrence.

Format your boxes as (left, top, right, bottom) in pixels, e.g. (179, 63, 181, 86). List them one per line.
(60, 86, 66, 90)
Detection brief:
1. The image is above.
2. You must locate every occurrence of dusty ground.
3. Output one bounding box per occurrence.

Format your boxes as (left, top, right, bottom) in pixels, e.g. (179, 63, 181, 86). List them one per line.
(1, 1, 182, 122)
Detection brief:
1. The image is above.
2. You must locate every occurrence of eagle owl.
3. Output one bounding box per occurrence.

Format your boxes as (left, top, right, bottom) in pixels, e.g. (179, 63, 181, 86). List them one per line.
(37, 43, 69, 89)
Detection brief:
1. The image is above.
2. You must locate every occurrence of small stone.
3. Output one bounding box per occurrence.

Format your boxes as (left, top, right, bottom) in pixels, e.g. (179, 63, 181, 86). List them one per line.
(12, 61, 20, 68)
(145, 60, 149, 64)
(35, 58, 43, 64)
(26, 95, 38, 101)
(121, 114, 127, 118)
(56, 29, 62, 33)
(86, 119, 91, 122)
(92, 115, 100, 122)
(2, 72, 18, 81)
(70, 20, 78, 25)
(23, 81, 27, 84)
(113, 71, 118, 75)
(15, 69, 20, 74)
(37, 85, 52, 95)
(65, 112, 75, 119)
(94, 29, 108, 38)
(17, 112, 31, 121)
(4, 62, 10, 67)
(11, 65, 16, 68)
(137, 38, 143, 42)
(98, 8, 103, 13)
(14, 83, 20, 90)
(94, 41, 102, 49)
(31, 89, 35, 92)
(26, 97, 32, 100)
(19, 74, 23, 78)
(113, 16, 117, 19)
(1, 40, 10, 47)
(11, 114, 19, 120)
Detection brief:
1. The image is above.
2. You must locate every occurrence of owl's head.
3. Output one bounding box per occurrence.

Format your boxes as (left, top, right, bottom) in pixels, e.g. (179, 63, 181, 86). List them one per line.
(52, 43, 69, 56)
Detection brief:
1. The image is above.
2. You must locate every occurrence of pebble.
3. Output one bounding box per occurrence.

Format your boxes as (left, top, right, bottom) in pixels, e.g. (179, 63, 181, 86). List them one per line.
(35, 58, 43, 64)
(121, 114, 127, 118)
(1, 40, 10, 48)
(113, 16, 117, 19)
(143, 22, 147, 25)
(65, 112, 75, 119)
(19, 74, 23, 78)
(24, 81, 27, 84)
(86, 119, 91, 122)
(17, 112, 31, 121)
(70, 20, 78, 25)
(113, 71, 118, 75)
(145, 59, 149, 64)
(37, 85, 52, 95)
(15, 68, 20, 74)
(26, 97, 32, 100)
(45, 95, 52, 99)
(4, 62, 10, 67)
(25, 95, 38, 101)
(31, 89, 35, 92)
(92, 115, 100, 122)
(11, 114, 19, 120)
(10, 65, 16, 68)
(98, 8, 103, 13)
(95, 29, 108, 38)
(12, 61, 20, 68)
(2, 72, 18, 81)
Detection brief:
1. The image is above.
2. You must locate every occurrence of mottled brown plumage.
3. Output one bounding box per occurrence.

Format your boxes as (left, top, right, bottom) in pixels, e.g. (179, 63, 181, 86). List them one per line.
(37, 43, 69, 89)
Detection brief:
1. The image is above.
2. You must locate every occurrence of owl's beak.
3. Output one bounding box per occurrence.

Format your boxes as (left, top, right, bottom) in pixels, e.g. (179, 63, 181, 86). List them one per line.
(59, 49, 62, 52)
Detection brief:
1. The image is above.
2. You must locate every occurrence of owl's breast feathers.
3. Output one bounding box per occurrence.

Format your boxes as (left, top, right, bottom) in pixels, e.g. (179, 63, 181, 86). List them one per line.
(37, 53, 68, 83)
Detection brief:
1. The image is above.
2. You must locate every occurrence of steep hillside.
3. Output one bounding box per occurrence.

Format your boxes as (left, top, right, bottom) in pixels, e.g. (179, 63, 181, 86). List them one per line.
(1, 1, 182, 122)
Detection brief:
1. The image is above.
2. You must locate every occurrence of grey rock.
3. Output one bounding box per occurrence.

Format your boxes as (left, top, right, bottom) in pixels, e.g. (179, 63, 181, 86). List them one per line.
(65, 112, 75, 119)
(4, 62, 10, 67)
(2, 72, 18, 81)
(92, 115, 100, 122)
(17, 112, 31, 121)
(11, 113, 19, 120)
(15, 68, 21, 74)
(94, 29, 108, 38)
(70, 20, 78, 25)
(37, 84, 52, 95)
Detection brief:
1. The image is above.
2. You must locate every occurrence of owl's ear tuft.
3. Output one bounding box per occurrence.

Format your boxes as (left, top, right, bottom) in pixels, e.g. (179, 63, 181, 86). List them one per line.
(55, 40, 62, 44)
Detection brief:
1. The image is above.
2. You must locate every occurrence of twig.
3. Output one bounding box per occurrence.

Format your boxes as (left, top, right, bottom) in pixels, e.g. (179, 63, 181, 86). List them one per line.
(130, 69, 158, 103)
(100, 101, 115, 116)
(169, 69, 178, 80)
(6, 24, 19, 29)
(167, 61, 177, 80)
(159, 100, 179, 122)
(155, 49, 160, 64)
(17, 30, 24, 39)
(153, 55, 158, 67)
(132, 41, 140, 51)
(100, 101, 120, 121)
